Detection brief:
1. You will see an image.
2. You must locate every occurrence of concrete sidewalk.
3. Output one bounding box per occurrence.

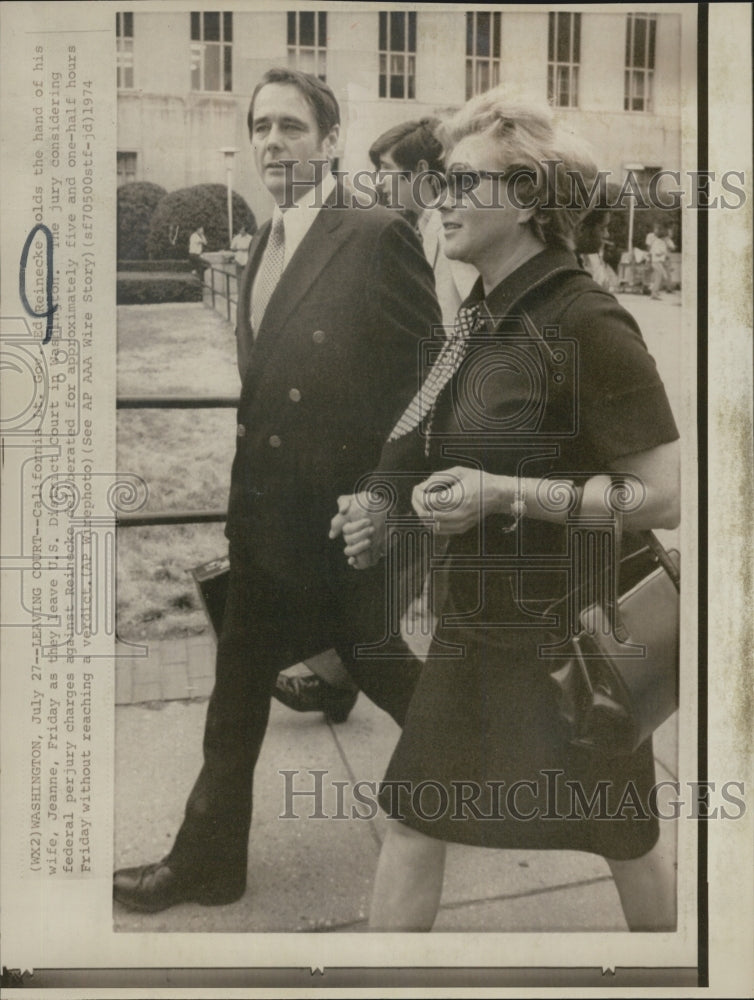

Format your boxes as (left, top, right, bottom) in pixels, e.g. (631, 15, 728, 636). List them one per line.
(113, 634, 679, 934)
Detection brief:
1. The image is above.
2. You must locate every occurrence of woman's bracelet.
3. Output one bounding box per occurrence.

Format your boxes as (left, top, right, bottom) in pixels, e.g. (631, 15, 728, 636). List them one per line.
(501, 476, 585, 532)
(501, 477, 528, 534)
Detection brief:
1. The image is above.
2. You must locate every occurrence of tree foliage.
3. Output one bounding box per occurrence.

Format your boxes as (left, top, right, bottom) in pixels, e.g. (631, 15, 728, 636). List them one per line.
(146, 184, 256, 260)
(117, 182, 168, 261)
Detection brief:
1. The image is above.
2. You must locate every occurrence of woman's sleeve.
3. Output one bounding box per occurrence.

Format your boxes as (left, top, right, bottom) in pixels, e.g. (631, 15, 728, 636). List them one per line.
(562, 290, 680, 464)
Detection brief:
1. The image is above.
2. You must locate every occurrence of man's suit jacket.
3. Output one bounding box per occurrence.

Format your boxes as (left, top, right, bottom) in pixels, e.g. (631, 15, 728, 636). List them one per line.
(227, 187, 441, 587)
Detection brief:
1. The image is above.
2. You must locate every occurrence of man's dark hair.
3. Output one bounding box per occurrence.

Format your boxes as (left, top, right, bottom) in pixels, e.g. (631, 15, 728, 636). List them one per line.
(368, 118, 444, 173)
(248, 68, 340, 141)
(576, 209, 611, 255)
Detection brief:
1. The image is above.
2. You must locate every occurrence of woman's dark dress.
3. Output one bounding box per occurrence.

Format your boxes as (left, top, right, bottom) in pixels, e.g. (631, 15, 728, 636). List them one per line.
(379, 247, 679, 860)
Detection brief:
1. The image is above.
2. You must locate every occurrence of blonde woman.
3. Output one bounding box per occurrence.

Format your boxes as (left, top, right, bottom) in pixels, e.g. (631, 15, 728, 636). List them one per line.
(335, 95, 680, 932)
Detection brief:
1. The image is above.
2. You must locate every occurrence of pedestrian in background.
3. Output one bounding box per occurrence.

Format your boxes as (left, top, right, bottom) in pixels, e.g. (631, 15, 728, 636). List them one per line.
(369, 118, 478, 327)
(188, 225, 208, 278)
(230, 223, 253, 281)
(646, 221, 675, 299)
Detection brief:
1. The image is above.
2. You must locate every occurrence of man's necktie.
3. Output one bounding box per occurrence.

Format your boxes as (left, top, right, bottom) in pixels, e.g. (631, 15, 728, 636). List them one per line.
(388, 303, 481, 446)
(251, 213, 285, 335)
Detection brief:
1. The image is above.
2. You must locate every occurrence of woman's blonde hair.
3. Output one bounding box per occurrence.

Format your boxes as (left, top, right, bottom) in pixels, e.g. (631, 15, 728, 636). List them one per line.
(440, 91, 599, 251)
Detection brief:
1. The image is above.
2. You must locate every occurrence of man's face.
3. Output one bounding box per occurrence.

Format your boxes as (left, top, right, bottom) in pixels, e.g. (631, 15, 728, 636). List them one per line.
(376, 150, 416, 217)
(250, 83, 338, 203)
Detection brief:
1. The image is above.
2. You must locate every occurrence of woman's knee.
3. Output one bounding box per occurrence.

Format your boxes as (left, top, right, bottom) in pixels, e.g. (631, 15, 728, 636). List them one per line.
(385, 818, 430, 842)
(383, 820, 446, 862)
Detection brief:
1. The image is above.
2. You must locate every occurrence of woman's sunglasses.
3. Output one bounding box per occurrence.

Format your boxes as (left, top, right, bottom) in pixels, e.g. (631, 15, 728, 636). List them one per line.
(440, 168, 509, 198)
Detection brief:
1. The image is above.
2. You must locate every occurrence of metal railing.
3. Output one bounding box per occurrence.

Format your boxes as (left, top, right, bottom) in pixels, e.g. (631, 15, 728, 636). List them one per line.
(116, 395, 238, 528)
(118, 257, 242, 526)
(201, 255, 239, 324)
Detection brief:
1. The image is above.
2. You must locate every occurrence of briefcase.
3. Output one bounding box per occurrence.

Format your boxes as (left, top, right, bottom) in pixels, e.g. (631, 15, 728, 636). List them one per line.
(190, 556, 350, 687)
(191, 555, 230, 642)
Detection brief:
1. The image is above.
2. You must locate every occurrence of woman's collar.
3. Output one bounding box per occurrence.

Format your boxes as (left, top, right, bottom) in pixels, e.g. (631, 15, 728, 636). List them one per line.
(469, 246, 581, 326)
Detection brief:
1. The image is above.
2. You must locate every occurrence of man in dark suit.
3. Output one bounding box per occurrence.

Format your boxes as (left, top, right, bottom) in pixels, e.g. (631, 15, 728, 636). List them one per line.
(113, 68, 439, 913)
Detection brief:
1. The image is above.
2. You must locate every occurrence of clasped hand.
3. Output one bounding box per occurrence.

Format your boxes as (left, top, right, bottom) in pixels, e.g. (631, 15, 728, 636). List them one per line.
(328, 491, 388, 569)
(330, 467, 502, 570)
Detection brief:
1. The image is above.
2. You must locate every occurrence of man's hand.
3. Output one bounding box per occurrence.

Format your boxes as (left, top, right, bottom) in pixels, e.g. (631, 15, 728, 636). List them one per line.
(411, 466, 507, 535)
(329, 492, 388, 569)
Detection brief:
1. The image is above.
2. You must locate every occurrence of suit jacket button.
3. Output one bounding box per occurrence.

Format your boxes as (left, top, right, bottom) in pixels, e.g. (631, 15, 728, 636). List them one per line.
(268, 434, 282, 448)
(237, 424, 246, 437)
(288, 388, 302, 402)
(312, 329, 326, 344)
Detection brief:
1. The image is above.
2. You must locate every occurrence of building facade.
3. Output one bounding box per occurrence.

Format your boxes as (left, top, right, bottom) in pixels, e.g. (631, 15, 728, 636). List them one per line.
(117, 5, 691, 228)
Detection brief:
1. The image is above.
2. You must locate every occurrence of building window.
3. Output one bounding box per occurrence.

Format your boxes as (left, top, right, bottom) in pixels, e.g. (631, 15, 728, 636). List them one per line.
(624, 13, 657, 111)
(287, 11, 327, 80)
(465, 12, 501, 99)
(117, 152, 137, 186)
(378, 11, 416, 100)
(190, 11, 232, 92)
(547, 11, 580, 108)
(116, 12, 134, 89)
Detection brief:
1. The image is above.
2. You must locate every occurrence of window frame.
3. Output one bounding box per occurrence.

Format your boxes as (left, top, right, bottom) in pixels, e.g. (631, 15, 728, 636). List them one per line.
(190, 11, 233, 94)
(287, 11, 328, 81)
(116, 11, 134, 90)
(465, 11, 502, 100)
(378, 10, 417, 101)
(624, 12, 657, 112)
(547, 11, 581, 109)
(116, 151, 138, 186)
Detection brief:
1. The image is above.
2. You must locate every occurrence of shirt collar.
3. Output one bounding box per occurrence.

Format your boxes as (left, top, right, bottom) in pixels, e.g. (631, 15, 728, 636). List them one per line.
(416, 209, 432, 237)
(272, 170, 336, 265)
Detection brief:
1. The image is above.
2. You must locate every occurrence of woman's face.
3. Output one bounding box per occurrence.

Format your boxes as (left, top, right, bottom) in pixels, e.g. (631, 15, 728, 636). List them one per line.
(439, 134, 532, 269)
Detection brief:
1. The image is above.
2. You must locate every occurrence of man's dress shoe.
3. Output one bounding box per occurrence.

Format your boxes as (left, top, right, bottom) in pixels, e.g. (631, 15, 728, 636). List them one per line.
(113, 860, 245, 912)
(274, 673, 358, 723)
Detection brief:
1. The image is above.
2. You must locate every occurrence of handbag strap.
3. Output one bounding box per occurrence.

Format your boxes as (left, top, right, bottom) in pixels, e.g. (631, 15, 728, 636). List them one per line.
(638, 530, 680, 592)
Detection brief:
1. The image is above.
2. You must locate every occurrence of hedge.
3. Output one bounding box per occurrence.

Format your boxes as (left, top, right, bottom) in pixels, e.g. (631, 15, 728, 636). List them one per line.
(118, 259, 193, 273)
(117, 182, 168, 261)
(146, 184, 256, 261)
(117, 272, 202, 305)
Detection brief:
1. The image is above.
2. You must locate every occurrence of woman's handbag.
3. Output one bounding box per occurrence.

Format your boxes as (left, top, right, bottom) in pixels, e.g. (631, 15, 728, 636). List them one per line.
(546, 530, 680, 757)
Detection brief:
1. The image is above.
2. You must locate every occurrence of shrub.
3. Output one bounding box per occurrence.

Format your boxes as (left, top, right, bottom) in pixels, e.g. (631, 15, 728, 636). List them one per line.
(117, 182, 168, 261)
(118, 259, 193, 273)
(608, 204, 682, 259)
(116, 273, 202, 305)
(146, 184, 256, 261)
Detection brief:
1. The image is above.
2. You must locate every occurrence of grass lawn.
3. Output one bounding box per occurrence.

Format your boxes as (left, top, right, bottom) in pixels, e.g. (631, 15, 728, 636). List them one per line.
(117, 303, 239, 642)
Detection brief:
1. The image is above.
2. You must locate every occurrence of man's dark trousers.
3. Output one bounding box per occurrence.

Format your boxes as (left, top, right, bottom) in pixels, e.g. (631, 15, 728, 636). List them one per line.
(167, 541, 419, 888)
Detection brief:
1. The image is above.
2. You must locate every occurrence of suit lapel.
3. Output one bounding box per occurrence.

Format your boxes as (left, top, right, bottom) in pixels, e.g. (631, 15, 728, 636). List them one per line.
(235, 222, 270, 381)
(257, 194, 345, 338)
(243, 190, 346, 389)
